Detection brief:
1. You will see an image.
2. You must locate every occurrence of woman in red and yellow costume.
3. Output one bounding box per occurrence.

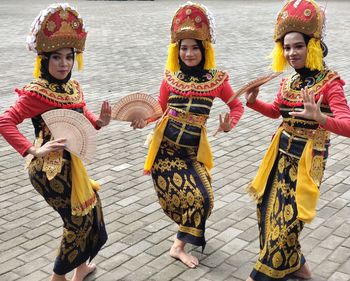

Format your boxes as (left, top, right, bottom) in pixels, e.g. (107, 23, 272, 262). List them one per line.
(0, 3, 110, 281)
(245, 0, 350, 280)
(133, 1, 243, 268)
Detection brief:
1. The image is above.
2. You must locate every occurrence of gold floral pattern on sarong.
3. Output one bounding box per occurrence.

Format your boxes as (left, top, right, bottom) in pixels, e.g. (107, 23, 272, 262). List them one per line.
(152, 140, 212, 246)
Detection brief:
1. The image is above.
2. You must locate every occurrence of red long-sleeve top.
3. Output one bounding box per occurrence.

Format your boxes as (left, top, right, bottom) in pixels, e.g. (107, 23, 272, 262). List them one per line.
(158, 79, 244, 128)
(0, 93, 99, 156)
(247, 78, 350, 138)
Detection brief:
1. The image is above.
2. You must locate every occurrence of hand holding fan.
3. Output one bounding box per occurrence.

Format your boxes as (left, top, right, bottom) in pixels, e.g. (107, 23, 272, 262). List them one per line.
(41, 109, 97, 163)
(227, 72, 282, 104)
(111, 92, 163, 122)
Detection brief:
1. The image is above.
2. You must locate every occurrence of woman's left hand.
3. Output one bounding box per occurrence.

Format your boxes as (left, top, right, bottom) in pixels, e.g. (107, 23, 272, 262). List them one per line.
(214, 113, 234, 136)
(289, 87, 327, 125)
(96, 101, 111, 127)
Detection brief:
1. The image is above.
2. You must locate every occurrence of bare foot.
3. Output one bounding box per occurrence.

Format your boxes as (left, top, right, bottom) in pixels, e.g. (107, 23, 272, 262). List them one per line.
(169, 238, 199, 268)
(293, 262, 312, 279)
(72, 262, 96, 281)
(50, 274, 69, 281)
(245, 277, 255, 281)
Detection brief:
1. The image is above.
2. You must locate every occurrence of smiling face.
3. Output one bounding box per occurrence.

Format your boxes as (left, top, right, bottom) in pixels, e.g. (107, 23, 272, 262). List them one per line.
(48, 48, 74, 80)
(179, 38, 202, 68)
(283, 32, 307, 70)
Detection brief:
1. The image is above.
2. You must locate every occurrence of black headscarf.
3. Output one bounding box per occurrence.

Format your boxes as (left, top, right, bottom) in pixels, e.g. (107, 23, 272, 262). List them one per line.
(179, 39, 208, 78)
(40, 48, 74, 84)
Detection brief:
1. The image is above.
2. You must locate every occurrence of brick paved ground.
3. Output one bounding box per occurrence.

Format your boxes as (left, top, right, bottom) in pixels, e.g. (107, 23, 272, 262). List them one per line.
(0, 0, 349, 280)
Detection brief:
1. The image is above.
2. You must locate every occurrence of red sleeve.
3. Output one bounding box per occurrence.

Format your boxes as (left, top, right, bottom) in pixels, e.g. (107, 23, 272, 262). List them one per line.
(0, 94, 52, 156)
(246, 87, 281, 119)
(218, 80, 244, 128)
(83, 106, 100, 130)
(320, 80, 350, 137)
(158, 79, 170, 112)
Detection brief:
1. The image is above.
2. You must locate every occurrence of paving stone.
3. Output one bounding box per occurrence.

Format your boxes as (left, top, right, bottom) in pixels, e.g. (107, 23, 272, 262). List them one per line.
(205, 262, 237, 281)
(122, 265, 159, 281)
(201, 250, 230, 268)
(0, 258, 25, 275)
(221, 238, 249, 255)
(18, 270, 48, 281)
(339, 259, 350, 275)
(226, 250, 256, 268)
(307, 247, 333, 264)
(99, 242, 130, 259)
(122, 252, 155, 271)
(122, 240, 153, 257)
(314, 260, 342, 279)
(147, 253, 175, 271)
(13, 257, 51, 277)
(0, 272, 20, 281)
(319, 235, 345, 250)
(146, 240, 173, 257)
(151, 264, 185, 281)
(98, 253, 131, 272)
(0, 1, 350, 280)
(215, 227, 243, 243)
(328, 272, 350, 281)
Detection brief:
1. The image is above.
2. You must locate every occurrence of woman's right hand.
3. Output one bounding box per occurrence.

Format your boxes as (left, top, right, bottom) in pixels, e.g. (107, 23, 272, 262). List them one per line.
(245, 87, 260, 104)
(131, 119, 147, 130)
(27, 138, 66, 157)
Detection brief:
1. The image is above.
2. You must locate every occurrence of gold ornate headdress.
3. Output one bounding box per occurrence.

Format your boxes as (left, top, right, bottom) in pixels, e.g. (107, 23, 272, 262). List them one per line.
(26, 3, 87, 77)
(271, 0, 326, 72)
(166, 1, 216, 72)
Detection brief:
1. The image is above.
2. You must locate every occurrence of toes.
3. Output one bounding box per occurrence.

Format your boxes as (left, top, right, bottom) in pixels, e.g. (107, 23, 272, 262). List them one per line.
(88, 263, 96, 273)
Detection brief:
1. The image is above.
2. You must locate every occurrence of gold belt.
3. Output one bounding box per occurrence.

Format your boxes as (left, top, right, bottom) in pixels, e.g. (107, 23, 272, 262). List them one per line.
(168, 109, 207, 127)
(282, 122, 330, 150)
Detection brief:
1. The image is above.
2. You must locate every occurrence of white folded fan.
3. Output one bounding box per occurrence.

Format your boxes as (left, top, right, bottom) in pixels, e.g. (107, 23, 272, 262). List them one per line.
(41, 109, 97, 163)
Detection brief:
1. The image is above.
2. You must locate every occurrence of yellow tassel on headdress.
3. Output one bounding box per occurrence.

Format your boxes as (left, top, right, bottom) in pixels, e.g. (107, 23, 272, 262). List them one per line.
(270, 41, 287, 72)
(203, 41, 216, 70)
(306, 38, 324, 71)
(76, 52, 84, 71)
(166, 43, 180, 72)
(33, 55, 42, 78)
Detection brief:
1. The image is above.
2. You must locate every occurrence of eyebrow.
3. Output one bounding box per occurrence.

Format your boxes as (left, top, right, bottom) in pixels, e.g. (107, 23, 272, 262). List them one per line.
(180, 44, 199, 47)
(52, 51, 74, 55)
(284, 41, 305, 46)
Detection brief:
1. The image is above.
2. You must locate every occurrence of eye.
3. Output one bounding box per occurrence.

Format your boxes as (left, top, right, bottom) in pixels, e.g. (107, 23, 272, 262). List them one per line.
(51, 54, 60, 60)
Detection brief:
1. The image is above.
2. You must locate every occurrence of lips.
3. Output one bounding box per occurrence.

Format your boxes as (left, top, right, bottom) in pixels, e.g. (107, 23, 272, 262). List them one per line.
(289, 58, 300, 64)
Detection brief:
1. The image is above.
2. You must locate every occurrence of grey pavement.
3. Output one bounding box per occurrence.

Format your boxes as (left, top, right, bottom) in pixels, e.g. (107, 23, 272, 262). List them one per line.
(0, 0, 350, 280)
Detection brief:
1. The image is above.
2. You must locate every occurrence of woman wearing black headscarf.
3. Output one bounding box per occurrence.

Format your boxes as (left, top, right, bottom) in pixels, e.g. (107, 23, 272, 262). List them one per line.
(0, 4, 110, 281)
(244, 1, 350, 280)
(132, 2, 244, 268)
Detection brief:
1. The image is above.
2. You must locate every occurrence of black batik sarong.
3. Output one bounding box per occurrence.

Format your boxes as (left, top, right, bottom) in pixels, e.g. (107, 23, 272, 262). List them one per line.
(28, 155, 107, 275)
(151, 140, 213, 249)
